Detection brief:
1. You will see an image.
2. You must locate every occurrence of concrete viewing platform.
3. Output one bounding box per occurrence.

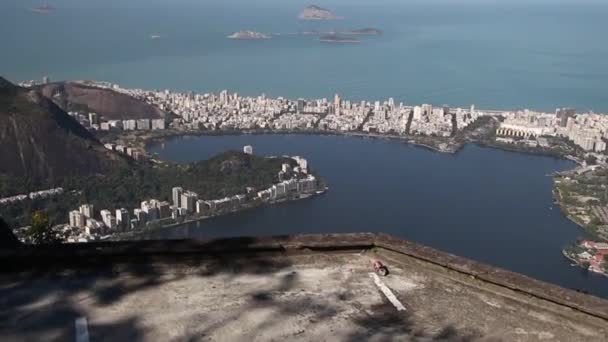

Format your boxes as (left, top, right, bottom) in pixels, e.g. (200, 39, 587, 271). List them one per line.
(1, 233, 607, 341)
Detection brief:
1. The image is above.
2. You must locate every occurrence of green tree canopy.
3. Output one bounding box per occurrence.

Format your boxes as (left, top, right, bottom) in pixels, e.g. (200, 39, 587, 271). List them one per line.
(25, 211, 60, 244)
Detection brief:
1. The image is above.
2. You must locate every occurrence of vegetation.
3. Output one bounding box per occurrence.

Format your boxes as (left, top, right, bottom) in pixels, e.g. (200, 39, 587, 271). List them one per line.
(0, 151, 308, 228)
(24, 211, 61, 244)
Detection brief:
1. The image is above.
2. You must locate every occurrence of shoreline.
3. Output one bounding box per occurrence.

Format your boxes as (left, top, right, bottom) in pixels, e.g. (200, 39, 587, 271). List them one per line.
(113, 188, 328, 240)
(114, 127, 601, 248)
(137, 127, 578, 163)
(562, 249, 608, 279)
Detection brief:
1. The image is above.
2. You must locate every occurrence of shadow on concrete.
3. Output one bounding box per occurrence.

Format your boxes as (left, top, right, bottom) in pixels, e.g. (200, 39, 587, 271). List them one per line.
(0, 236, 294, 341)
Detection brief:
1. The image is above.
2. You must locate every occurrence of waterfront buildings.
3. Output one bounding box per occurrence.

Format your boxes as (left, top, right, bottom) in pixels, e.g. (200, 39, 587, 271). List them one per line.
(63, 147, 321, 242)
(180, 191, 198, 213)
(79, 204, 94, 218)
(69, 210, 85, 228)
(496, 109, 608, 152)
(172, 187, 183, 208)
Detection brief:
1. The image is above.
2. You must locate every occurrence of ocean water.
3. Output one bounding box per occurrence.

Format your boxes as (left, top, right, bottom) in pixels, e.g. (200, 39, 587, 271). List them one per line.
(2, 0, 608, 111)
(147, 134, 608, 299)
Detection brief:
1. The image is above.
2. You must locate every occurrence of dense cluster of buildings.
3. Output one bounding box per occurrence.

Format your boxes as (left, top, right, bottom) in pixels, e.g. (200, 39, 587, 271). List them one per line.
(0, 188, 64, 205)
(63, 147, 319, 242)
(83, 82, 483, 137)
(102, 143, 145, 161)
(66, 111, 167, 133)
(496, 108, 608, 153)
(576, 240, 608, 275)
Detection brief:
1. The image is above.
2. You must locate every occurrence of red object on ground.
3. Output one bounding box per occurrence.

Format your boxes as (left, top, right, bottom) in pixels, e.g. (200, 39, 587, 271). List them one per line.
(372, 260, 389, 276)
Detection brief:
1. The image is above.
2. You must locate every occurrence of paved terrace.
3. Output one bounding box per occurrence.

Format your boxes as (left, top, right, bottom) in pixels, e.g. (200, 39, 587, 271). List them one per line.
(1, 233, 608, 341)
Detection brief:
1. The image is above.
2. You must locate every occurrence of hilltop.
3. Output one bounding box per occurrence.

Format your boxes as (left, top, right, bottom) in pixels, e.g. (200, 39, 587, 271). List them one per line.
(0, 77, 126, 191)
(0, 77, 309, 227)
(35, 81, 170, 120)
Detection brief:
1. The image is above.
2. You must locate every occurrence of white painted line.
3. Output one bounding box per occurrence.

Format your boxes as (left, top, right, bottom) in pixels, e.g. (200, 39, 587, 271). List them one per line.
(369, 272, 407, 311)
(75, 317, 89, 342)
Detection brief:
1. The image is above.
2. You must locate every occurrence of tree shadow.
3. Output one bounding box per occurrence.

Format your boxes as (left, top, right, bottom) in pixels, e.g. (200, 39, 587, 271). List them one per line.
(0, 236, 295, 340)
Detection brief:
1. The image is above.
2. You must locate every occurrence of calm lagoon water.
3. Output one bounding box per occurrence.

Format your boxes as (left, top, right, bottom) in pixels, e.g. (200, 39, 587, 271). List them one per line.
(148, 134, 608, 298)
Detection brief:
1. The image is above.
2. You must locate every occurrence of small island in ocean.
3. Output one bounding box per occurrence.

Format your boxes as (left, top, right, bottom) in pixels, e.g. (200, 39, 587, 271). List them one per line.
(319, 35, 360, 44)
(299, 5, 341, 20)
(227, 31, 271, 40)
(342, 28, 383, 36)
(30, 4, 55, 13)
(302, 28, 383, 36)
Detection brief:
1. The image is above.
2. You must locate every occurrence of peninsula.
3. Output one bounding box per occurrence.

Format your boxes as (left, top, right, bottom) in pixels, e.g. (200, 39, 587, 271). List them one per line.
(0, 77, 325, 243)
(298, 5, 340, 20)
(227, 31, 271, 40)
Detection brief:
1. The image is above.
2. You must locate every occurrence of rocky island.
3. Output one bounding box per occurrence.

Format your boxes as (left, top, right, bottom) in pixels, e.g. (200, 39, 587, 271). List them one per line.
(298, 5, 340, 20)
(227, 31, 271, 40)
(319, 35, 360, 44)
(30, 4, 55, 13)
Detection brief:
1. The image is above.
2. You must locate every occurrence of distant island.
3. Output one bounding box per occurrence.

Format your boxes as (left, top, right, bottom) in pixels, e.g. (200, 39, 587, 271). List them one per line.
(342, 28, 383, 36)
(30, 4, 55, 13)
(298, 5, 341, 20)
(302, 28, 383, 36)
(319, 35, 360, 44)
(227, 31, 271, 40)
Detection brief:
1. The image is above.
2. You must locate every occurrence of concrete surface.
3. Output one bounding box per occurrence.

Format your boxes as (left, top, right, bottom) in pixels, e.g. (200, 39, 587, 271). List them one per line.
(1, 248, 607, 341)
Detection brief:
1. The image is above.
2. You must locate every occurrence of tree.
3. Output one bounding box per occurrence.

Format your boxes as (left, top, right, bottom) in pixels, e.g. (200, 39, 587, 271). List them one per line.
(25, 211, 61, 244)
(585, 155, 597, 165)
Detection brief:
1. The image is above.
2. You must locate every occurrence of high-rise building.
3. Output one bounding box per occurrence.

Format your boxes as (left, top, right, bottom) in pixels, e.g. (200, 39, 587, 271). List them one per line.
(134, 209, 147, 225)
(413, 106, 422, 121)
(157, 201, 171, 218)
(297, 99, 305, 113)
(136, 119, 151, 130)
(442, 105, 450, 116)
(88, 113, 99, 126)
(180, 191, 198, 213)
(421, 104, 433, 117)
(151, 119, 166, 130)
(172, 187, 183, 208)
(594, 139, 607, 152)
(556, 107, 576, 127)
(69, 210, 85, 228)
(141, 200, 159, 221)
(115, 208, 130, 231)
(42, 75, 50, 84)
(79, 204, 94, 218)
(432, 108, 444, 119)
(292, 156, 308, 172)
(100, 210, 116, 230)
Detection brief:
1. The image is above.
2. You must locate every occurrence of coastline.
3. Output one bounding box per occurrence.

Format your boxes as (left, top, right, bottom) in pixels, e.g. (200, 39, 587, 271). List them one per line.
(113, 187, 327, 240)
(109, 125, 601, 251)
(562, 249, 608, 279)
